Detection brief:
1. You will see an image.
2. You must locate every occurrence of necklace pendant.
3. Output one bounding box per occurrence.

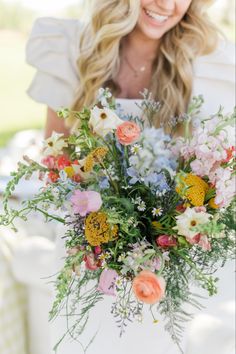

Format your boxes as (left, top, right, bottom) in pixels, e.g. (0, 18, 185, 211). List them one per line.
(140, 66, 146, 72)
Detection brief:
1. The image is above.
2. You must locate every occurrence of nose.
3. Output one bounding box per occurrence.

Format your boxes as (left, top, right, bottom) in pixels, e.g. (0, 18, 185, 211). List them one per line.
(155, 0, 175, 12)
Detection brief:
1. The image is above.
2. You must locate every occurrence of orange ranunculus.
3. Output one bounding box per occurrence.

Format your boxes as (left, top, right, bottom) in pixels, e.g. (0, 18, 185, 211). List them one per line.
(116, 121, 141, 146)
(132, 270, 165, 305)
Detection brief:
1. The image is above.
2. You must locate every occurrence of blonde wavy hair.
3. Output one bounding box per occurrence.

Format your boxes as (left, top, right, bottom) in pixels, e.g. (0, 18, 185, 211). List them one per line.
(69, 0, 219, 128)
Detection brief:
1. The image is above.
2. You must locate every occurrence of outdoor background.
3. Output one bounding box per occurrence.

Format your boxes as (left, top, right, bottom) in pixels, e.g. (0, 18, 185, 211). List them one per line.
(0, 0, 235, 148)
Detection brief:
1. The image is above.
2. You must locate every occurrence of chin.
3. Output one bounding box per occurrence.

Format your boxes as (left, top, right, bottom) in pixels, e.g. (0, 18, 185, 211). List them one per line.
(141, 26, 166, 40)
(137, 23, 169, 41)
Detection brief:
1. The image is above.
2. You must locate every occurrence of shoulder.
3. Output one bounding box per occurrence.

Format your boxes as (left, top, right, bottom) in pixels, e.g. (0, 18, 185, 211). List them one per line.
(193, 39, 235, 83)
(26, 17, 84, 110)
(26, 17, 83, 77)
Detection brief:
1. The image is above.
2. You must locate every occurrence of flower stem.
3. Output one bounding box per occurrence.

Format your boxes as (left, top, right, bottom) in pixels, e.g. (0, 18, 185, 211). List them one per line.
(99, 160, 120, 195)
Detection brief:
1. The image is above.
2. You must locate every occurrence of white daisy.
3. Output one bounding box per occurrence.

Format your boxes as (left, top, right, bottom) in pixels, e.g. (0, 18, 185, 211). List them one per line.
(152, 207, 163, 217)
(43, 131, 68, 156)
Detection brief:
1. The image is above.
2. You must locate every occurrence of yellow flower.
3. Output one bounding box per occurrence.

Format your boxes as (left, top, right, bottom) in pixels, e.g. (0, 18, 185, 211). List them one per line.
(176, 173, 209, 207)
(152, 221, 163, 230)
(92, 147, 109, 161)
(64, 166, 75, 178)
(83, 146, 108, 173)
(208, 198, 220, 209)
(85, 212, 118, 246)
(84, 154, 95, 172)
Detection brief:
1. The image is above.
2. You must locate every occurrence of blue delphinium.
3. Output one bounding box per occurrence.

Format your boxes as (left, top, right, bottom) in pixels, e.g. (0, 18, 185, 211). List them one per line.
(128, 127, 177, 189)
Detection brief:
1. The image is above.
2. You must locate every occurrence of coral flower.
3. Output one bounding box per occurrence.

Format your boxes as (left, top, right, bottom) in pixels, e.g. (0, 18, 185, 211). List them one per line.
(116, 121, 141, 146)
(70, 190, 102, 216)
(223, 146, 235, 163)
(56, 155, 71, 170)
(48, 171, 59, 183)
(132, 270, 165, 305)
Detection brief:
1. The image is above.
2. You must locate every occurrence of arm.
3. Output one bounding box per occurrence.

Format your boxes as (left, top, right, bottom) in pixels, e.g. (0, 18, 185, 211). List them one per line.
(45, 107, 70, 139)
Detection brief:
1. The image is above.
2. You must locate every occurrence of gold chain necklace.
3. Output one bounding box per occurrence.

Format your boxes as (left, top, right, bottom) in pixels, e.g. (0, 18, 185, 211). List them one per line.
(124, 55, 147, 78)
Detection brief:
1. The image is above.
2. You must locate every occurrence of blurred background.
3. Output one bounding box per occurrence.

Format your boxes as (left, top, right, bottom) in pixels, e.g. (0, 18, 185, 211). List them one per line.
(0, 0, 235, 160)
(0, 2, 235, 354)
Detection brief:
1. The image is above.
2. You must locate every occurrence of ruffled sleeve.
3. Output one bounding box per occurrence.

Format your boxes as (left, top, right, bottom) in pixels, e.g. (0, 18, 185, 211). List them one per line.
(192, 40, 235, 117)
(26, 17, 82, 111)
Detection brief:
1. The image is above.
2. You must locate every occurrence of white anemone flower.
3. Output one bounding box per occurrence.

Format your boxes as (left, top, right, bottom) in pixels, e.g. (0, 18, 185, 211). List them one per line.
(174, 207, 211, 240)
(43, 132, 68, 156)
(89, 106, 124, 138)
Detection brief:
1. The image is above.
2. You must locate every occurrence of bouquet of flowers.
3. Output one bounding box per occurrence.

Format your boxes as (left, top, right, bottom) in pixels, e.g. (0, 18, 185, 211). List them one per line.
(1, 89, 235, 352)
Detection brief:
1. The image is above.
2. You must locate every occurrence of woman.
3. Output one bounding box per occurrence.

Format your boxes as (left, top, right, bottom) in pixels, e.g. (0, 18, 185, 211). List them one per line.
(26, 0, 235, 138)
(26, 1, 235, 354)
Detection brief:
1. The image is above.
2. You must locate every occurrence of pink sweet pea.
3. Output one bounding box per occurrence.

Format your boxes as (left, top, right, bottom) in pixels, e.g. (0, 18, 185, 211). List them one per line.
(98, 269, 118, 296)
(70, 190, 102, 216)
(187, 233, 211, 252)
(156, 235, 177, 248)
(41, 155, 56, 169)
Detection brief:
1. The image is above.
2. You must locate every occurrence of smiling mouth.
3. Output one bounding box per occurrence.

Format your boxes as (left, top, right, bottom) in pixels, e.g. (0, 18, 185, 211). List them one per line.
(144, 8, 169, 23)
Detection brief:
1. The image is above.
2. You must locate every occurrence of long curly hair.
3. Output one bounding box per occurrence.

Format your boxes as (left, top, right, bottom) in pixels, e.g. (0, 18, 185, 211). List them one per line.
(69, 0, 218, 128)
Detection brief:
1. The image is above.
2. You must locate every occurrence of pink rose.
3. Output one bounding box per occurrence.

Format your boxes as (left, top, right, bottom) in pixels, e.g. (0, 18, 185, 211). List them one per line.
(156, 235, 177, 248)
(70, 190, 102, 216)
(132, 270, 165, 305)
(116, 121, 141, 146)
(98, 269, 118, 296)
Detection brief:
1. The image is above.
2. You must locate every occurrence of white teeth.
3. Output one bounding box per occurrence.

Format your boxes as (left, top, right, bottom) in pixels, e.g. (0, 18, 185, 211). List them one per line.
(145, 9, 168, 23)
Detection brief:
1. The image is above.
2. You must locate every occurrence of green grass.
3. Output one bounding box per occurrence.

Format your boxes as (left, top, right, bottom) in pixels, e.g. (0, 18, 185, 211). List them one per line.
(0, 30, 45, 147)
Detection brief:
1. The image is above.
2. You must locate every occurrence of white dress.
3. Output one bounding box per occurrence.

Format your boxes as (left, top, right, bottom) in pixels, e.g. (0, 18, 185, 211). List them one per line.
(26, 17, 235, 354)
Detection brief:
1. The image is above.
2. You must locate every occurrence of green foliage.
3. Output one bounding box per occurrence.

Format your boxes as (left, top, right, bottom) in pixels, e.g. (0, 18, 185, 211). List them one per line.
(51, 268, 104, 354)
(0, 157, 65, 229)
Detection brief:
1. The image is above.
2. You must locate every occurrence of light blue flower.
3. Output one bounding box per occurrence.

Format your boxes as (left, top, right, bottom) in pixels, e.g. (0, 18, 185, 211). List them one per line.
(99, 177, 110, 189)
(127, 167, 139, 184)
(155, 173, 170, 192)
